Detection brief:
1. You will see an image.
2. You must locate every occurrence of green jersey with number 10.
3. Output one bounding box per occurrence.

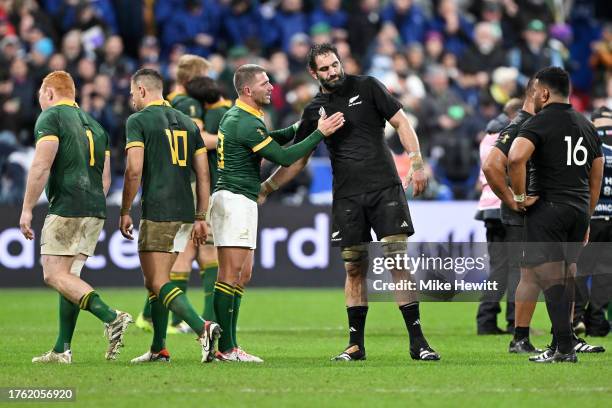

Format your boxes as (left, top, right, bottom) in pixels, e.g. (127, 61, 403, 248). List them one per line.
(125, 100, 206, 222)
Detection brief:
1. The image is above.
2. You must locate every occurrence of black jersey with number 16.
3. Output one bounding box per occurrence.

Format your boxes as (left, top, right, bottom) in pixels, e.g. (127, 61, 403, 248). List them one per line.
(518, 103, 602, 211)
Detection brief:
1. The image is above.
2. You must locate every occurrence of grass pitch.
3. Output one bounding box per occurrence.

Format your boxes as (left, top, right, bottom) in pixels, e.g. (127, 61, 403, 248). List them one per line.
(1, 288, 611, 407)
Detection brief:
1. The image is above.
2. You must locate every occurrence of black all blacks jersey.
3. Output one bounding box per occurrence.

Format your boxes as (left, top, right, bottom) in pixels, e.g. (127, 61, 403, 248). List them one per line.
(518, 103, 602, 212)
(295, 75, 403, 199)
(494, 109, 538, 226)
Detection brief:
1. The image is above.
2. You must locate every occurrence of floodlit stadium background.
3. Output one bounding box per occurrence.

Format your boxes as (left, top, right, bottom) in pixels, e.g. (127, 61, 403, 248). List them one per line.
(0, 0, 610, 285)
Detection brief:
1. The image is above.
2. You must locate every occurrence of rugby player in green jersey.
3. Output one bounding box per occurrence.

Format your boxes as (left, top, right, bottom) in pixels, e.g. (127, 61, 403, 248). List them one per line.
(135, 54, 219, 334)
(185, 75, 232, 321)
(119, 69, 220, 363)
(209, 64, 345, 362)
(20, 71, 132, 364)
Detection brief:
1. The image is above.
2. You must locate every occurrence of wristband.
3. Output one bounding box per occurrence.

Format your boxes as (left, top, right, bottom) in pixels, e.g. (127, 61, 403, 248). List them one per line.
(264, 178, 279, 192)
(407, 151, 422, 159)
(513, 193, 526, 203)
(195, 211, 207, 221)
(120, 207, 131, 216)
(408, 151, 424, 171)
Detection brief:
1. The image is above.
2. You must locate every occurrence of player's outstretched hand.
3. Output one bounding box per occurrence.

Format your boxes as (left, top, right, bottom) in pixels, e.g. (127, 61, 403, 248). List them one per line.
(19, 210, 34, 240)
(192, 220, 208, 246)
(120, 215, 134, 240)
(317, 112, 345, 137)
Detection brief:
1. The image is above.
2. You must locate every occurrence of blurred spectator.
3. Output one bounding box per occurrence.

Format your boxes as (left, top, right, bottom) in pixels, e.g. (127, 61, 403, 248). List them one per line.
(423, 30, 444, 66)
(74, 2, 109, 53)
(419, 65, 463, 152)
(268, 50, 291, 112)
(138, 35, 160, 64)
(487, 66, 519, 107)
(287, 32, 310, 74)
(420, 65, 478, 197)
(0, 13, 16, 42)
(308, 22, 331, 45)
(9, 57, 35, 140)
(98, 35, 135, 84)
(75, 57, 96, 88)
(48, 52, 67, 71)
(508, 19, 564, 86)
(458, 22, 506, 97)
(590, 22, 612, 89)
(0, 70, 20, 138)
(405, 42, 425, 74)
(590, 76, 612, 111)
(474, 0, 514, 48)
(56, 0, 118, 35)
(61, 29, 87, 77)
(28, 35, 54, 83)
(0, 35, 22, 65)
(429, 0, 474, 57)
(162, 0, 221, 57)
(262, 0, 308, 52)
(221, 0, 262, 49)
(503, 0, 554, 34)
(347, 0, 381, 61)
(80, 81, 118, 146)
(310, 0, 347, 40)
(381, 0, 428, 46)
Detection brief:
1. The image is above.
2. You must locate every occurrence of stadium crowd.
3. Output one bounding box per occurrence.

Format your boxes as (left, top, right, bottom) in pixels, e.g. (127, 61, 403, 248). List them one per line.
(0, 0, 610, 204)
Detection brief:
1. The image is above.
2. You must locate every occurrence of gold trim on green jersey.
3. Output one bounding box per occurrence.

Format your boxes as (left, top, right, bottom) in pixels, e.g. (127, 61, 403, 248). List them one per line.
(166, 91, 185, 103)
(252, 136, 273, 152)
(195, 147, 207, 156)
(146, 99, 171, 107)
(236, 99, 264, 119)
(206, 99, 232, 110)
(125, 141, 145, 149)
(54, 100, 79, 108)
(36, 135, 59, 144)
(105, 150, 111, 156)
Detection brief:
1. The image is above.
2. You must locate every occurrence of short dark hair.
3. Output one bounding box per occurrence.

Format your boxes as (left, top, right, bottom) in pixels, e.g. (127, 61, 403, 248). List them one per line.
(535, 66, 570, 97)
(186, 76, 221, 104)
(233, 64, 266, 95)
(307, 43, 341, 71)
(131, 68, 163, 91)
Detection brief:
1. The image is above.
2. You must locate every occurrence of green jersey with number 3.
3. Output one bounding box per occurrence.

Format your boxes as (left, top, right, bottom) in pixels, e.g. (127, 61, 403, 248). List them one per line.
(125, 100, 205, 222)
(204, 99, 232, 188)
(34, 101, 110, 218)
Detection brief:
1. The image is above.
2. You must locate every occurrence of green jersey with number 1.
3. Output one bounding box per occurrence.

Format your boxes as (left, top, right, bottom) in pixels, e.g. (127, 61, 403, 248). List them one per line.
(34, 101, 110, 218)
(125, 100, 205, 222)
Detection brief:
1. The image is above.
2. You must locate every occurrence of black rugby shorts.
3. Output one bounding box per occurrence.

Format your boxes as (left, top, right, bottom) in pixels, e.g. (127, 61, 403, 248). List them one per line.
(331, 184, 414, 247)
